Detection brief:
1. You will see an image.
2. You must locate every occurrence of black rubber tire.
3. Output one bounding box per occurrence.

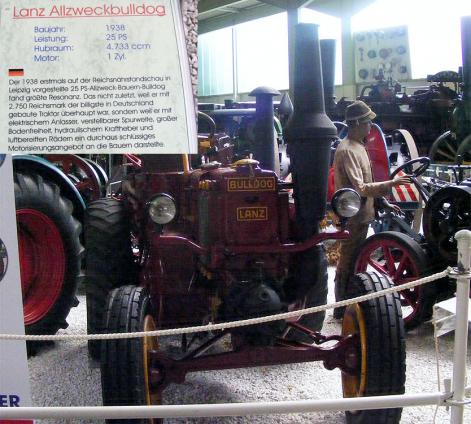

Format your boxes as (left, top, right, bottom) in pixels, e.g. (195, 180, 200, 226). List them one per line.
(343, 271, 406, 424)
(85, 198, 137, 359)
(423, 186, 471, 263)
(287, 246, 327, 342)
(14, 172, 83, 335)
(355, 231, 437, 331)
(101, 285, 160, 424)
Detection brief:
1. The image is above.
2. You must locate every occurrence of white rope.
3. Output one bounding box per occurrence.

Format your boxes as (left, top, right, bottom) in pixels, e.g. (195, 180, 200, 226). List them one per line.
(0, 268, 450, 342)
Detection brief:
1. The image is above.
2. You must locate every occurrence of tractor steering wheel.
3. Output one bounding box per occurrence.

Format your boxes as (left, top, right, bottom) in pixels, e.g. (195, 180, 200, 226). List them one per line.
(390, 156, 431, 203)
(390, 157, 431, 179)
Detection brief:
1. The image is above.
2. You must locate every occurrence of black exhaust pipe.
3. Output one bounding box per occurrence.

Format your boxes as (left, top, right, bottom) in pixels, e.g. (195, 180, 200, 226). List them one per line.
(285, 23, 337, 238)
(320, 39, 336, 113)
(284, 23, 337, 306)
(249, 86, 280, 172)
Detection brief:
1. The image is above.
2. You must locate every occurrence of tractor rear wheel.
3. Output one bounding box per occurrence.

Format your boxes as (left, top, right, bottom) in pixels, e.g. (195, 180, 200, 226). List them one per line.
(14, 172, 83, 335)
(101, 285, 161, 424)
(429, 130, 459, 163)
(85, 198, 137, 359)
(354, 231, 437, 330)
(342, 272, 406, 424)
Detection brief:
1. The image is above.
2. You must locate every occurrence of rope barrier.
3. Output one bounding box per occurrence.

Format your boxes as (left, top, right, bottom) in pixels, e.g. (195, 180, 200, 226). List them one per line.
(0, 268, 451, 342)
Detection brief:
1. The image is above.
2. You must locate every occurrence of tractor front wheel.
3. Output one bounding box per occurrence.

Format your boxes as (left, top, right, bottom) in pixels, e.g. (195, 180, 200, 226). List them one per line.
(101, 285, 161, 424)
(15, 173, 83, 335)
(342, 271, 406, 424)
(85, 198, 137, 359)
(354, 231, 437, 330)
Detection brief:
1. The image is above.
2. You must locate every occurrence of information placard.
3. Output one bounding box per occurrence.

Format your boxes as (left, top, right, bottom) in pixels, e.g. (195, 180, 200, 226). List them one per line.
(0, 0, 197, 154)
(0, 155, 33, 424)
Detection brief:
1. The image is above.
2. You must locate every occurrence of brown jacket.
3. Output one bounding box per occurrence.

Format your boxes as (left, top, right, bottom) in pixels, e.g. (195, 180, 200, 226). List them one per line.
(333, 137, 392, 224)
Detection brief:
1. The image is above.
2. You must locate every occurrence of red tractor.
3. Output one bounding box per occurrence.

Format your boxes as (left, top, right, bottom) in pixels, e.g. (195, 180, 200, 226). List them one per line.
(85, 24, 406, 424)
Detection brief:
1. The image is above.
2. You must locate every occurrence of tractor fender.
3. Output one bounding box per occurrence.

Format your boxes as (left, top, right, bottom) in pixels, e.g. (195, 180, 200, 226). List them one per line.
(12, 155, 86, 222)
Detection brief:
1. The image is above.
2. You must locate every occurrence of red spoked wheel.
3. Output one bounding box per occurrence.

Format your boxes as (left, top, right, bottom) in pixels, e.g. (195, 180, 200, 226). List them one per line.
(15, 173, 83, 335)
(354, 231, 437, 330)
(18, 210, 65, 325)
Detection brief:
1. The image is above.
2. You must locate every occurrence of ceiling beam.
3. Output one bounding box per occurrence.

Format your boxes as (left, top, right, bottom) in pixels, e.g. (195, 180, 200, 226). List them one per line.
(198, 0, 377, 33)
(199, 0, 250, 15)
(199, 3, 283, 33)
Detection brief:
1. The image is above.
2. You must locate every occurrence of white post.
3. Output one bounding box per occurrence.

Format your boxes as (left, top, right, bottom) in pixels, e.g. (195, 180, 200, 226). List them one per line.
(450, 230, 471, 424)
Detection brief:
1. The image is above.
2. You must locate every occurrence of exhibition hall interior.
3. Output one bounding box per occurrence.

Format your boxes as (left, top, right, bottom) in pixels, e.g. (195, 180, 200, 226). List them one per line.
(0, 0, 470, 423)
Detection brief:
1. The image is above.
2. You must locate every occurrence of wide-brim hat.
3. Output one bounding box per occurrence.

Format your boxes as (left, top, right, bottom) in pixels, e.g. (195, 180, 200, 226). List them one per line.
(345, 100, 376, 123)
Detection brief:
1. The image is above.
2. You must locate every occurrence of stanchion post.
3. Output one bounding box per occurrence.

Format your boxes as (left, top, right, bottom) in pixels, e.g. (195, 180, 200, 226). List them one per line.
(449, 230, 471, 424)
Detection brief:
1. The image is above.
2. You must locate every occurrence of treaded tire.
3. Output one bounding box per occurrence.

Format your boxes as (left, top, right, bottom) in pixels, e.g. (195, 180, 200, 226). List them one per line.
(423, 186, 471, 263)
(85, 198, 137, 359)
(14, 172, 83, 335)
(101, 285, 161, 424)
(342, 271, 406, 424)
(355, 231, 437, 330)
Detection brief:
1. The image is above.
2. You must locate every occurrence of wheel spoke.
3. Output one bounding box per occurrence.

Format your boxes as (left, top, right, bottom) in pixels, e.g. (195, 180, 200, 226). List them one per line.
(436, 148, 456, 161)
(380, 243, 397, 275)
(367, 257, 387, 274)
(393, 255, 409, 282)
(399, 289, 417, 307)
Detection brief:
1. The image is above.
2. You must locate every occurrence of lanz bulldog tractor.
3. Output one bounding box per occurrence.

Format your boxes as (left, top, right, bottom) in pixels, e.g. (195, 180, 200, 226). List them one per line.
(85, 24, 406, 424)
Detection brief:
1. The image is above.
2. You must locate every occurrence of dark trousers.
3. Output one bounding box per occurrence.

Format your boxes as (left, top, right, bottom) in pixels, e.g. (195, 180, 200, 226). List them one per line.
(334, 221, 369, 302)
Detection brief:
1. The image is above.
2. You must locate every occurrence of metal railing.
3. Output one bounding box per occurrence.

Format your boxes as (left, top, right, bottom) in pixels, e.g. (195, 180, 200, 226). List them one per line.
(1, 230, 470, 423)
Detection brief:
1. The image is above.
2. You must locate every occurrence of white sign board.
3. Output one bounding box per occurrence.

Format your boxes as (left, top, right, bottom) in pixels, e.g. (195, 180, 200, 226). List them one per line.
(354, 25, 411, 83)
(0, 0, 197, 154)
(0, 155, 33, 423)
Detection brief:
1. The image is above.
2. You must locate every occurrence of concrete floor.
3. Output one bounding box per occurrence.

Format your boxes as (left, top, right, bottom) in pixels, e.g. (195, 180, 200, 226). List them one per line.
(27, 267, 470, 423)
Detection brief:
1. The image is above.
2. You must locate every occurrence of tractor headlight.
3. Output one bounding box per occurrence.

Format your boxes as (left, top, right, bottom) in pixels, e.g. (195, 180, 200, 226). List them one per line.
(148, 194, 177, 225)
(331, 189, 361, 218)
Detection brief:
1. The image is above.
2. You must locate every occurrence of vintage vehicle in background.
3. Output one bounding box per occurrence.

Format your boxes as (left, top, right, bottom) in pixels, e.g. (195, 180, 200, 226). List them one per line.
(428, 17, 471, 164)
(85, 24, 407, 424)
(354, 156, 471, 330)
(13, 154, 107, 337)
(328, 16, 471, 165)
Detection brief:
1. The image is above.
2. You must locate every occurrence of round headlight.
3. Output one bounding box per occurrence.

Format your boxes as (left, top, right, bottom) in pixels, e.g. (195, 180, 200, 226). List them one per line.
(148, 194, 176, 225)
(331, 188, 361, 218)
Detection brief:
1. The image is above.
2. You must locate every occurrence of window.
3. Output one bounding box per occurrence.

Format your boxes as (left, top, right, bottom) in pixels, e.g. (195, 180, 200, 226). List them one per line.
(197, 27, 233, 96)
(300, 8, 343, 85)
(236, 13, 289, 93)
(351, 0, 471, 79)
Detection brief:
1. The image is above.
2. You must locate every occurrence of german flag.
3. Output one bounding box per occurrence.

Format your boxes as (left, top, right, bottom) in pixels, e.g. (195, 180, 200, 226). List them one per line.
(8, 68, 24, 76)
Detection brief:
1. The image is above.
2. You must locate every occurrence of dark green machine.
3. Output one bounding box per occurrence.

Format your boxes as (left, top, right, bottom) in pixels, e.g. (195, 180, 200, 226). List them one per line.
(429, 15, 471, 163)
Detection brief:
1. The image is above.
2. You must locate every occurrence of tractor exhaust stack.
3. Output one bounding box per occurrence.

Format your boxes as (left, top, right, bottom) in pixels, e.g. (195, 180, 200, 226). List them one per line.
(320, 39, 336, 113)
(250, 86, 281, 173)
(285, 23, 337, 238)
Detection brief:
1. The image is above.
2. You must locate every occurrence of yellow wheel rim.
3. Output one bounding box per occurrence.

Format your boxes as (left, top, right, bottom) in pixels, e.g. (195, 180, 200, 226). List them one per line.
(341, 304, 367, 398)
(143, 315, 160, 408)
